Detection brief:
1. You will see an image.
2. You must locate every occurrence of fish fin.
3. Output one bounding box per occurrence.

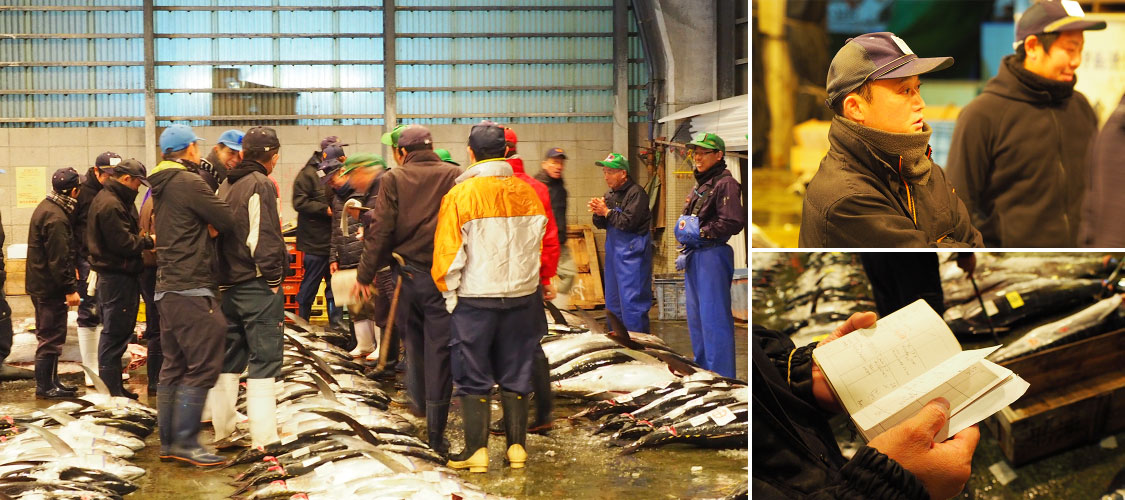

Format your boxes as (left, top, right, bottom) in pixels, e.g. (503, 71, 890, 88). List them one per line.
(605, 310, 630, 340)
(78, 365, 111, 396)
(19, 424, 76, 457)
(305, 373, 340, 404)
(573, 310, 605, 335)
(544, 301, 568, 326)
(301, 408, 379, 445)
(284, 311, 312, 332)
(37, 408, 77, 426)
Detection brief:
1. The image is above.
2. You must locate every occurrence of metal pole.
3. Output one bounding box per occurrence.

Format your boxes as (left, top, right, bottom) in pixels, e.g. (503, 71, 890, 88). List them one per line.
(143, 0, 157, 170)
(612, 0, 628, 156)
(383, 0, 396, 160)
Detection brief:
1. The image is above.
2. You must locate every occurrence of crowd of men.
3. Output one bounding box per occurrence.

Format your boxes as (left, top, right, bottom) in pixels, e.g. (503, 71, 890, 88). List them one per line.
(16, 117, 745, 473)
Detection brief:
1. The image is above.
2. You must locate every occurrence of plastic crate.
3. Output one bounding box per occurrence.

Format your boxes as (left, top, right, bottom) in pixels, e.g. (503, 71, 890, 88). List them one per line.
(654, 274, 686, 320)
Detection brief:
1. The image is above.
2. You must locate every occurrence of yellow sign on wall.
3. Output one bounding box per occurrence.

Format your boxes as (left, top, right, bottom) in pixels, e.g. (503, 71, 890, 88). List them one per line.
(16, 167, 46, 208)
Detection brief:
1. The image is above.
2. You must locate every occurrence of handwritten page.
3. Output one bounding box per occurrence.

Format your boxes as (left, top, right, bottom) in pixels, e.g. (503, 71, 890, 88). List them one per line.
(813, 299, 1028, 442)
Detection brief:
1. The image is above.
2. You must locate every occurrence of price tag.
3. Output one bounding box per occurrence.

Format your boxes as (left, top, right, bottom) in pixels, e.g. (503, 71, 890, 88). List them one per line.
(281, 434, 298, 446)
(302, 456, 320, 469)
(688, 414, 710, 427)
(667, 388, 689, 399)
(290, 446, 311, 459)
(1005, 291, 1024, 309)
(983, 300, 999, 317)
(707, 406, 737, 426)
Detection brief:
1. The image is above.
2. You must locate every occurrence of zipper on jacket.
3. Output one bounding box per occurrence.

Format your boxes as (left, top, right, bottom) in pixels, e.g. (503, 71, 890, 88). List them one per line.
(1049, 110, 1071, 239)
(898, 157, 917, 227)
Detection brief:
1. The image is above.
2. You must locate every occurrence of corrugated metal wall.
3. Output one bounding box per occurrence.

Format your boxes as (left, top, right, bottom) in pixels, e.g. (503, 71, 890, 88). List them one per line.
(1, 1, 650, 128)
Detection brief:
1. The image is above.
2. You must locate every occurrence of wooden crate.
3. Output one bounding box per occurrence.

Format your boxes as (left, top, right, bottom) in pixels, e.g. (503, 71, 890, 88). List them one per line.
(984, 328, 1125, 466)
(4, 259, 25, 296)
(564, 224, 604, 310)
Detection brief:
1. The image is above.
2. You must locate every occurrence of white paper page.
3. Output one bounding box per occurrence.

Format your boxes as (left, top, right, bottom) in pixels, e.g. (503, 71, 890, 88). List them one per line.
(813, 299, 963, 416)
(852, 347, 1003, 439)
(946, 374, 1030, 441)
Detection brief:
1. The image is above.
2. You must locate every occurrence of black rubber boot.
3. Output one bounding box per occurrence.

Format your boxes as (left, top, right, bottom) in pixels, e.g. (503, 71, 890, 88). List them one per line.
(51, 358, 77, 393)
(529, 350, 554, 434)
(426, 400, 451, 456)
(35, 355, 72, 399)
(100, 364, 139, 400)
(157, 385, 175, 461)
(167, 385, 226, 467)
(447, 395, 490, 473)
(147, 352, 163, 393)
(501, 391, 529, 468)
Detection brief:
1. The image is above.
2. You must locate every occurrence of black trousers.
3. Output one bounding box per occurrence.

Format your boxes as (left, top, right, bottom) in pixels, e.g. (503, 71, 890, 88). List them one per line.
(139, 267, 162, 371)
(32, 296, 68, 359)
(0, 289, 13, 362)
(221, 279, 284, 379)
(397, 266, 452, 408)
(96, 272, 140, 370)
(450, 293, 542, 396)
(76, 258, 99, 328)
(860, 253, 945, 318)
(157, 293, 226, 388)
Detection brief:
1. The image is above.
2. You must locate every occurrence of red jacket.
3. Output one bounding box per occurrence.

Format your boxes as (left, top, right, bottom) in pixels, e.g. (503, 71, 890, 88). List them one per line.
(508, 157, 559, 284)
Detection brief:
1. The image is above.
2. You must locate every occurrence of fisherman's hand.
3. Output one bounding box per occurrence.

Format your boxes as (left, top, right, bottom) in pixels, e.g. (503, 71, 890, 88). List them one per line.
(867, 398, 979, 500)
(330, 262, 339, 273)
(326, 207, 333, 216)
(956, 253, 976, 277)
(811, 311, 877, 412)
(65, 292, 81, 307)
(270, 286, 279, 294)
(352, 281, 373, 301)
(543, 282, 557, 301)
(207, 224, 218, 238)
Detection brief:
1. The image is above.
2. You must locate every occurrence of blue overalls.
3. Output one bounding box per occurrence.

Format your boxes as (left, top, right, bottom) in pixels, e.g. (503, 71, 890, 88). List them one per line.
(676, 189, 735, 378)
(604, 207, 653, 333)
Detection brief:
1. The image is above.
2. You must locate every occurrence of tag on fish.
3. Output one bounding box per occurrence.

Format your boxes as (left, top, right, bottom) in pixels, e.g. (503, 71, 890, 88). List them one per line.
(291, 446, 311, 459)
(688, 414, 710, 428)
(302, 456, 320, 469)
(707, 406, 738, 426)
(617, 387, 651, 404)
(281, 434, 299, 446)
(984, 300, 999, 317)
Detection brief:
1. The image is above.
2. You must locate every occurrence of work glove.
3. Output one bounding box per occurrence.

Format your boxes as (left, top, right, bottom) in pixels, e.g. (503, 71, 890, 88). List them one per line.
(675, 253, 687, 271)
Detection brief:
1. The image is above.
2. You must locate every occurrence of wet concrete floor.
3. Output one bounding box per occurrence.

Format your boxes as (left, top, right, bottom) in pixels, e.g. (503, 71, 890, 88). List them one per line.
(0, 295, 749, 499)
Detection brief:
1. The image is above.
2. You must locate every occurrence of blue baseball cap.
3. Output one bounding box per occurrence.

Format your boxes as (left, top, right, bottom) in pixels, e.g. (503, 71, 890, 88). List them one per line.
(217, 129, 244, 151)
(825, 32, 953, 109)
(160, 124, 204, 154)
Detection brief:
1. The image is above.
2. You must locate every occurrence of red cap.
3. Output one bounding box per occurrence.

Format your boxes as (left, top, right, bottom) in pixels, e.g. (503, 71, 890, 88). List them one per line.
(504, 127, 518, 144)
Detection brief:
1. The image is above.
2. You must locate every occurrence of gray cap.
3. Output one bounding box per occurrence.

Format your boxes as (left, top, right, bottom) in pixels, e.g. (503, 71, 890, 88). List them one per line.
(114, 158, 149, 186)
(825, 32, 953, 110)
(398, 125, 433, 148)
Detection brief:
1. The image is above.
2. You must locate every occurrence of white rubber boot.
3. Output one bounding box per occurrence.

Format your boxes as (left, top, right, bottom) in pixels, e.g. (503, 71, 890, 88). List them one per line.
(210, 373, 241, 442)
(349, 320, 375, 358)
(76, 327, 100, 387)
(246, 378, 279, 448)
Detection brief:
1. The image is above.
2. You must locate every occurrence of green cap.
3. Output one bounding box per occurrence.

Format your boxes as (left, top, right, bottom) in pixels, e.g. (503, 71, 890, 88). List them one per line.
(434, 148, 460, 166)
(595, 152, 629, 171)
(339, 153, 387, 176)
(687, 132, 725, 151)
(380, 124, 408, 148)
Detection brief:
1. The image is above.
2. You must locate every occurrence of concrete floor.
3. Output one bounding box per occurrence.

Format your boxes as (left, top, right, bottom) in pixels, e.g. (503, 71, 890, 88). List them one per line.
(0, 294, 749, 499)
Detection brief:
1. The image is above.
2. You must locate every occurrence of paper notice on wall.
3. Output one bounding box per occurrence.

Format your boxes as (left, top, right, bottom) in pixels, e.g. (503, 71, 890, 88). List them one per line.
(16, 167, 46, 208)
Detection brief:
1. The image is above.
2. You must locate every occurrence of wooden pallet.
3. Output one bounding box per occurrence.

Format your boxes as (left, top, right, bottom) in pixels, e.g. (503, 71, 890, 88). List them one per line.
(985, 328, 1125, 466)
(564, 224, 604, 310)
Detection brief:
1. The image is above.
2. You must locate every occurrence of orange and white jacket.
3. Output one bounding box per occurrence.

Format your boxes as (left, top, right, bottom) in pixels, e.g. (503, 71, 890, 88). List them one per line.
(432, 159, 548, 313)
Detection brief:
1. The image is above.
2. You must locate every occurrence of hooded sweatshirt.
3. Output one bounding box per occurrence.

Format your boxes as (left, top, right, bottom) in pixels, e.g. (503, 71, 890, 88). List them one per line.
(216, 161, 287, 288)
(945, 54, 1098, 247)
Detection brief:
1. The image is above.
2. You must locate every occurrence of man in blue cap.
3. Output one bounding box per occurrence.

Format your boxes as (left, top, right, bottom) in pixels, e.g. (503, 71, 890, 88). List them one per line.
(199, 129, 243, 191)
(948, 0, 1105, 247)
(293, 137, 345, 328)
(149, 123, 236, 467)
(799, 32, 981, 247)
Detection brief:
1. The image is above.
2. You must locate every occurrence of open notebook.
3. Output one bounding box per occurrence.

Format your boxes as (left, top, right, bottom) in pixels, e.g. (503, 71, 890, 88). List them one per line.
(813, 299, 1029, 443)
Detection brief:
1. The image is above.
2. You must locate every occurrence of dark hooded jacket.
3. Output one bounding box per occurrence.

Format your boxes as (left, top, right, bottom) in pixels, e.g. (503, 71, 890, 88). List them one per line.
(946, 54, 1098, 248)
(534, 169, 568, 244)
(330, 189, 365, 270)
(216, 161, 287, 288)
(293, 152, 332, 255)
(799, 117, 982, 248)
(73, 168, 104, 260)
(592, 178, 651, 235)
(1080, 94, 1125, 247)
(86, 177, 154, 275)
(752, 326, 929, 499)
(682, 160, 746, 242)
(26, 196, 78, 298)
(149, 159, 236, 293)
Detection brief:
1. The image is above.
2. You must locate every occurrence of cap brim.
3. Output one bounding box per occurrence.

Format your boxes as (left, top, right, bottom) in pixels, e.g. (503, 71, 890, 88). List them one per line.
(687, 141, 719, 150)
(595, 161, 624, 169)
(877, 56, 954, 80)
(139, 178, 151, 187)
(380, 133, 394, 147)
(1049, 19, 1107, 33)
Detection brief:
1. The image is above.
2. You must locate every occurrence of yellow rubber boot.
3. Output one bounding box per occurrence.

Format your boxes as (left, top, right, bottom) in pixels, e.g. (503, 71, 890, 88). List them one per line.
(506, 444, 527, 469)
(447, 396, 491, 474)
(502, 391, 530, 469)
(448, 447, 489, 473)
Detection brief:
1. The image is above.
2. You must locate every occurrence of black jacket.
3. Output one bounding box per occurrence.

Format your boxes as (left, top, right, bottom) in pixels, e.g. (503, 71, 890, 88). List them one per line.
(946, 55, 1098, 247)
(592, 178, 651, 235)
(357, 150, 461, 284)
(682, 162, 746, 242)
(87, 178, 154, 275)
(73, 169, 104, 260)
(534, 170, 568, 244)
(26, 197, 78, 298)
(1080, 94, 1125, 247)
(799, 118, 982, 248)
(150, 160, 237, 293)
(330, 190, 365, 270)
(293, 155, 332, 255)
(752, 326, 929, 499)
(217, 161, 288, 288)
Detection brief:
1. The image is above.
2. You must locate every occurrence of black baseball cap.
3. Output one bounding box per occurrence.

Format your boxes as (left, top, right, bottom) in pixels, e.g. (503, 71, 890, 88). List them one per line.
(1015, 0, 1106, 50)
(52, 167, 80, 192)
(825, 32, 953, 109)
(323, 144, 346, 160)
(320, 135, 347, 151)
(243, 126, 281, 152)
(468, 120, 506, 156)
(95, 152, 121, 169)
(114, 158, 149, 186)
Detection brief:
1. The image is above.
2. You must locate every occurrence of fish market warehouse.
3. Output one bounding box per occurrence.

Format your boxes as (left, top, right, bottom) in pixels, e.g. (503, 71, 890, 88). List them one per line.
(0, 1, 749, 499)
